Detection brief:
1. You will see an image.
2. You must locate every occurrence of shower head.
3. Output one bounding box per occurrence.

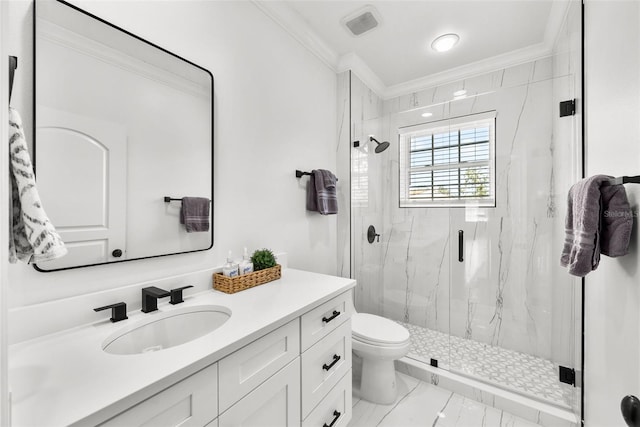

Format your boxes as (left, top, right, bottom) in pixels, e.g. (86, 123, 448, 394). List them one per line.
(370, 136, 390, 153)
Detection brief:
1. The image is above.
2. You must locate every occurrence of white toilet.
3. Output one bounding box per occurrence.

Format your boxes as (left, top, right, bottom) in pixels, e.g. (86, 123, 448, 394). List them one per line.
(352, 313, 411, 404)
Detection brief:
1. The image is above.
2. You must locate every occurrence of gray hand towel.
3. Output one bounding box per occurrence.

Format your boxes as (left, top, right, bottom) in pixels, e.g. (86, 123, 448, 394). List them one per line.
(600, 181, 633, 257)
(560, 175, 633, 277)
(313, 169, 338, 215)
(180, 197, 210, 232)
(306, 174, 318, 212)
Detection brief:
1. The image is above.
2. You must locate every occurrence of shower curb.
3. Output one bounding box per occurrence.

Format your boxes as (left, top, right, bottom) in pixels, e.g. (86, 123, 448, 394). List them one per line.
(395, 357, 578, 427)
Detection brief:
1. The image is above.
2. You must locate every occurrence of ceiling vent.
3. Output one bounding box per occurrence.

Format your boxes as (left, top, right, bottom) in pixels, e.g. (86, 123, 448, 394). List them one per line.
(341, 6, 381, 37)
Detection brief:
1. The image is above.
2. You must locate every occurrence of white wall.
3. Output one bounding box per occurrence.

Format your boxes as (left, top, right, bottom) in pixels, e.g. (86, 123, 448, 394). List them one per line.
(7, 1, 338, 308)
(584, 1, 640, 425)
(0, 1, 11, 423)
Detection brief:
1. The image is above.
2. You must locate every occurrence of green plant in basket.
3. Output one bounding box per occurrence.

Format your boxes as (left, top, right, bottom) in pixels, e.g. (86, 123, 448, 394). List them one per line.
(251, 248, 277, 271)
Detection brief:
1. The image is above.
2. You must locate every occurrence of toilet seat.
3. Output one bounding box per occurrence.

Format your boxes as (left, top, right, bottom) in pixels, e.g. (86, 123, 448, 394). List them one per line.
(352, 313, 410, 347)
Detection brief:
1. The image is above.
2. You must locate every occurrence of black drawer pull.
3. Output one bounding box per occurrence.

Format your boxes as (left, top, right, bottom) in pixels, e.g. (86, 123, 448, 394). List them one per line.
(322, 354, 341, 371)
(323, 410, 341, 427)
(322, 310, 341, 323)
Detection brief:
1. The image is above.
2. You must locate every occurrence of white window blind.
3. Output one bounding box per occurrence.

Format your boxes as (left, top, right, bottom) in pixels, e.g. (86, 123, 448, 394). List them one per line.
(399, 111, 496, 207)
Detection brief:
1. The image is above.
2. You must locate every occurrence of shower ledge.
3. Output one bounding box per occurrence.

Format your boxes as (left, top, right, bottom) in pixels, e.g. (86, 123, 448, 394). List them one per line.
(396, 357, 578, 427)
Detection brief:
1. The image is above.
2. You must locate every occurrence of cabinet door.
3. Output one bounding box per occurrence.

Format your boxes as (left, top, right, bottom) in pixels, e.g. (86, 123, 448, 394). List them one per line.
(98, 363, 217, 427)
(219, 319, 299, 412)
(219, 358, 300, 427)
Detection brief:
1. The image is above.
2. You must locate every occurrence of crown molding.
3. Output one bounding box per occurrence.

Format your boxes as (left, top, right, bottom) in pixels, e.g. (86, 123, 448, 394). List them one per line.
(383, 42, 553, 99)
(251, 1, 339, 71)
(253, 0, 572, 100)
(336, 52, 386, 98)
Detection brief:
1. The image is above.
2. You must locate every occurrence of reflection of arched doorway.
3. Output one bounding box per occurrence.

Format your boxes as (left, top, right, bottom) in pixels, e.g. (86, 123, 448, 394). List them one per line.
(36, 107, 127, 270)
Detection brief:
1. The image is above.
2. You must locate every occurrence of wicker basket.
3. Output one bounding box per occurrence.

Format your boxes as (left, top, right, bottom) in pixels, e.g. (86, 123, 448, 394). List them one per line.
(213, 264, 282, 294)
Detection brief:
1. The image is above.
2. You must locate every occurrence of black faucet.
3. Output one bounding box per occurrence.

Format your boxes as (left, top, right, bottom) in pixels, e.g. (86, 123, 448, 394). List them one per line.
(170, 285, 194, 305)
(141, 286, 170, 313)
(94, 302, 128, 322)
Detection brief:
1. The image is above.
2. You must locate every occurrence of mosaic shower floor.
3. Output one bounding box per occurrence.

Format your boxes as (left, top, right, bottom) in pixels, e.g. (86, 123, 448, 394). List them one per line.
(397, 322, 574, 409)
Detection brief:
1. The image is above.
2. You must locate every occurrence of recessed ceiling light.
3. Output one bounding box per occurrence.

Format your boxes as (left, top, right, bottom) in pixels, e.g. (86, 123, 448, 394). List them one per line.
(431, 33, 460, 52)
(453, 89, 467, 97)
(421, 112, 433, 118)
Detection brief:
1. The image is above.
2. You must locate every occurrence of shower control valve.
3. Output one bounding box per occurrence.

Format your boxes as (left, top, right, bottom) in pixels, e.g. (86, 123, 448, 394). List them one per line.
(367, 225, 380, 244)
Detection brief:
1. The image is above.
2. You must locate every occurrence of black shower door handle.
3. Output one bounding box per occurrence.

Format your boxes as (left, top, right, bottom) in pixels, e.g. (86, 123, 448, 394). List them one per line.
(458, 230, 464, 262)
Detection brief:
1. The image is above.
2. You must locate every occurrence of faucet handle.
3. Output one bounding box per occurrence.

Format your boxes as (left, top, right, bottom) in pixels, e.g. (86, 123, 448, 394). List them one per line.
(94, 302, 128, 322)
(170, 285, 194, 305)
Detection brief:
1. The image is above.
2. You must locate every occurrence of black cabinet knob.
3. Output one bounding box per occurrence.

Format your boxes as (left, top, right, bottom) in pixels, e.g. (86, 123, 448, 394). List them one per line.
(112, 249, 123, 258)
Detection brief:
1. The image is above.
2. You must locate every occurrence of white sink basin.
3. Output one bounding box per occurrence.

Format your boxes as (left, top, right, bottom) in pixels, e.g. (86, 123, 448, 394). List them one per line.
(102, 305, 231, 355)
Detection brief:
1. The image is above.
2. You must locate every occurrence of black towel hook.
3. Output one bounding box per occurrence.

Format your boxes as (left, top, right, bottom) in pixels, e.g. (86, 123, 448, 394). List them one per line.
(8, 56, 17, 104)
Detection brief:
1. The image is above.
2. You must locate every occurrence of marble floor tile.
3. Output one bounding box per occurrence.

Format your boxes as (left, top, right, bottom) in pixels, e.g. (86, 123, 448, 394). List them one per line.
(349, 372, 542, 427)
(397, 322, 573, 408)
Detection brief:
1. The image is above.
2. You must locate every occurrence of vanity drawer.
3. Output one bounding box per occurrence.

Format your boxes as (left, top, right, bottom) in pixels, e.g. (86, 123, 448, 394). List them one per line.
(302, 369, 352, 427)
(98, 363, 217, 427)
(219, 319, 300, 412)
(301, 290, 353, 351)
(301, 319, 351, 417)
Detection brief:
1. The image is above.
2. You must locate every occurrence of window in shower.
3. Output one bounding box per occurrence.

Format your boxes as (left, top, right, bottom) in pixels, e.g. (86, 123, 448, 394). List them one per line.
(399, 111, 496, 207)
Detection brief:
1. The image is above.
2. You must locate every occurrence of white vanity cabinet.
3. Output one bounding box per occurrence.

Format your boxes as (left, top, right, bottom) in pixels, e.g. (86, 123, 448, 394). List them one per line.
(9, 269, 356, 427)
(218, 291, 353, 427)
(97, 363, 218, 427)
(300, 292, 354, 427)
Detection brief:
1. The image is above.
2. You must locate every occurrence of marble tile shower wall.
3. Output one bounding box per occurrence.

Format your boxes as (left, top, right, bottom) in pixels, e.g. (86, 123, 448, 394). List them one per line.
(349, 56, 579, 365)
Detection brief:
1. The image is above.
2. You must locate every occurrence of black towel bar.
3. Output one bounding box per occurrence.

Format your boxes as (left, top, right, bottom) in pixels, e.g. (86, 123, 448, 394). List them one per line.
(602, 176, 640, 186)
(164, 197, 211, 203)
(295, 170, 338, 181)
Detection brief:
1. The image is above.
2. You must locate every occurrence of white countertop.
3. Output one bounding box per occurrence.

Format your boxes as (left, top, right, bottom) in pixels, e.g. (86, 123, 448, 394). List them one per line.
(9, 268, 355, 426)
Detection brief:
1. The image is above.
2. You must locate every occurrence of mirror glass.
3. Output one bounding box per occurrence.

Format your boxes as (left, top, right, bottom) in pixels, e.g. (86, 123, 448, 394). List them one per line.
(34, 0, 213, 271)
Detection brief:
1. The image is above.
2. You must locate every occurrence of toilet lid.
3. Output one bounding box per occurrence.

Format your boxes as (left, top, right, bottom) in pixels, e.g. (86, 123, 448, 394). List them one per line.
(352, 313, 410, 345)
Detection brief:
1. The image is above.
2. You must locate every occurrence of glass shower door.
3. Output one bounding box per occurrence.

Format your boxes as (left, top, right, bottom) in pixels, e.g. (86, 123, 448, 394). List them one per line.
(446, 73, 580, 410)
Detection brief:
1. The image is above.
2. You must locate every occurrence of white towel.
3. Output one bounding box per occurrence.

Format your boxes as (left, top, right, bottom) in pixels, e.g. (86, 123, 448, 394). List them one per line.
(9, 108, 67, 264)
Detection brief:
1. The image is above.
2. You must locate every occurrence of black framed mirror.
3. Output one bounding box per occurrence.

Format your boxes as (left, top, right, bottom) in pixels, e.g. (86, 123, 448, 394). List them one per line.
(33, 0, 214, 271)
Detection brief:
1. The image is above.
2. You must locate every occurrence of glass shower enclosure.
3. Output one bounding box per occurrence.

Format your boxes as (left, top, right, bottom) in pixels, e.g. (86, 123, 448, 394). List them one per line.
(346, 2, 582, 415)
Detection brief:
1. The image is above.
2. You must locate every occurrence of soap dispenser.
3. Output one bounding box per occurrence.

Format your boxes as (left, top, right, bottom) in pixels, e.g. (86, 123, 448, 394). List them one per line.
(223, 250, 239, 277)
(238, 247, 254, 275)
